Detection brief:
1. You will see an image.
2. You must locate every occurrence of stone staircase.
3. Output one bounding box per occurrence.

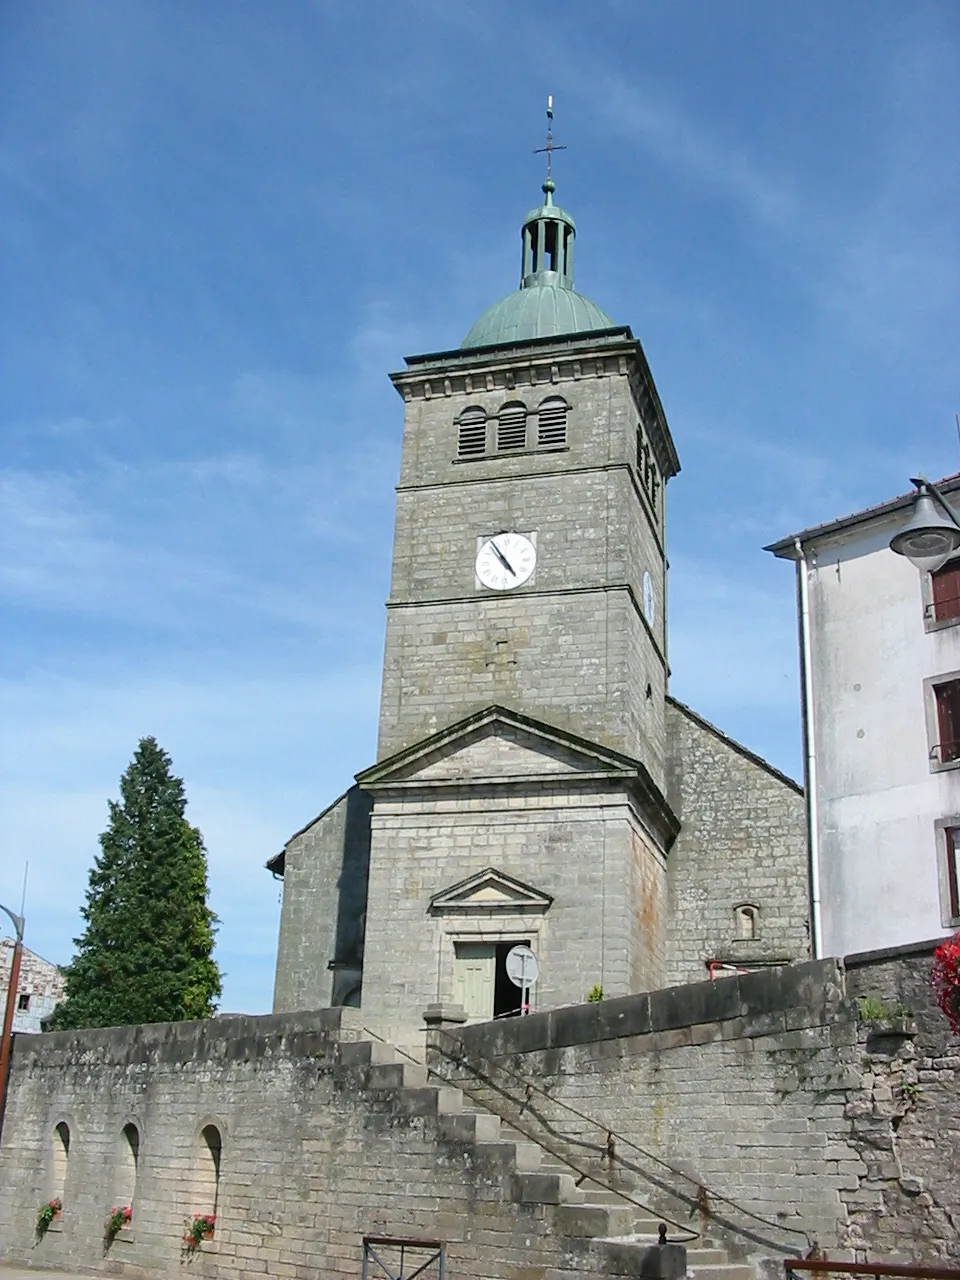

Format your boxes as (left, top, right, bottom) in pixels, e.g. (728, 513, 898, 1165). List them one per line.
(341, 1036, 755, 1280)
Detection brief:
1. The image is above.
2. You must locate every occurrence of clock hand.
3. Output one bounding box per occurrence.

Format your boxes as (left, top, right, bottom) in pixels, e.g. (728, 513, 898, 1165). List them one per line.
(489, 540, 516, 576)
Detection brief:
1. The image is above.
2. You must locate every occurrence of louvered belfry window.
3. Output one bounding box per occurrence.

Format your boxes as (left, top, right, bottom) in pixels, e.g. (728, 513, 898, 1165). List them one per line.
(457, 407, 487, 458)
(537, 398, 567, 447)
(497, 402, 528, 451)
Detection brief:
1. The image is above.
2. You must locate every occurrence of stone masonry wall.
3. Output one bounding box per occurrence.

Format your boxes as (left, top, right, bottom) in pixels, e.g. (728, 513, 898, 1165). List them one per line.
(380, 335, 669, 787)
(663, 698, 809, 984)
(360, 777, 668, 1044)
(430, 953, 959, 1264)
(0, 1010, 618, 1280)
(842, 939, 959, 1261)
(272, 786, 372, 1014)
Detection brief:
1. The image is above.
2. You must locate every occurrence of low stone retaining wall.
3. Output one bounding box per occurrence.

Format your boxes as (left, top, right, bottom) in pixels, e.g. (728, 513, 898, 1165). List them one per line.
(428, 946, 958, 1264)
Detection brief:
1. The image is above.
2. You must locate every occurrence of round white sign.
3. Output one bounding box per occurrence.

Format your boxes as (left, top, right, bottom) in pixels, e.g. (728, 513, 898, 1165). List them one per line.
(505, 944, 539, 989)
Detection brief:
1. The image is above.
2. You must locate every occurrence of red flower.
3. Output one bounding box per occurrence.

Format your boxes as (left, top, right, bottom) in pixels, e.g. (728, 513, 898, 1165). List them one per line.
(932, 934, 960, 1036)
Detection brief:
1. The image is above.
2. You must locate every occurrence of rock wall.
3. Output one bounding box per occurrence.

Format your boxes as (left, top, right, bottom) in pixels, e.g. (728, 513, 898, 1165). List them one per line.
(0, 1010, 623, 1279)
(663, 697, 810, 985)
(842, 939, 959, 1260)
(2, 946, 955, 1277)
(429, 949, 959, 1265)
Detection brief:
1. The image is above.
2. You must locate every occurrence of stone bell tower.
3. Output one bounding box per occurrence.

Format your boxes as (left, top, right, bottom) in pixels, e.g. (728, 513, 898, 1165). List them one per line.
(379, 174, 679, 792)
(348, 167, 683, 1042)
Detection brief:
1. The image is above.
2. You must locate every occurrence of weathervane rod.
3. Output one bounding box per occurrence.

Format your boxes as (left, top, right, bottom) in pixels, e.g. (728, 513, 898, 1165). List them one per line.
(533, 94, 566, 181)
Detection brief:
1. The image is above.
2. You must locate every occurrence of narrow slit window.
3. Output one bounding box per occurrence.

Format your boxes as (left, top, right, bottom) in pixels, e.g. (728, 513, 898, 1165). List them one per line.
(457, 408, 486, 459)
(734, 904, 759, 941)
(537, 398, 567, 448)
(497, 403, 527, 451)
(931, 562, 960, 623)
(935, 680, 960, 764)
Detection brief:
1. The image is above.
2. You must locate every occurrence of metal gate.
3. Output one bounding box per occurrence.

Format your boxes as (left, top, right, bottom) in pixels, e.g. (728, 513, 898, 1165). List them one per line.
(362, 1235, 446, 1280)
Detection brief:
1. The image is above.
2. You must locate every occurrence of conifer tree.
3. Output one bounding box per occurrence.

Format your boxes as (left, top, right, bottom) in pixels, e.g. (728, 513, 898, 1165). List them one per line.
(47, 737, 221, 1030)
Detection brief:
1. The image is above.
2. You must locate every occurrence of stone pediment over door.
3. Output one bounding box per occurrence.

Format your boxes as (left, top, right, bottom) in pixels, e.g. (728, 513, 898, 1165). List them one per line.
(429, 867, 553, 917)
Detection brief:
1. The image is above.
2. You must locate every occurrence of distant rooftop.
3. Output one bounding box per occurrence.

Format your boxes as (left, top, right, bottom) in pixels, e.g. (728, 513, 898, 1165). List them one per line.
(765, 473, 960, 559)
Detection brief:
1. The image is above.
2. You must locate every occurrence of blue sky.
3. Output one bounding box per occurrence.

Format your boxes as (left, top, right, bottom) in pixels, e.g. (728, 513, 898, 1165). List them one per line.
(2, 2, 957, 1012)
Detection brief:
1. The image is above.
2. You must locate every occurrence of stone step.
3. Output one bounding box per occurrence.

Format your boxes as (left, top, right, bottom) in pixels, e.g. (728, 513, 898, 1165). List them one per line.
(555, 1204, 654, 1238)
(366, 1061, 430, 1089)
(379, 1085, 462, 1117)
(438, 1110, 502, 1143)
(510, 1171, 583, 1205)
(598, 1238, 688, 1277)
(340, 1039, 403, 1068)
(684, 1249, 731, 1266)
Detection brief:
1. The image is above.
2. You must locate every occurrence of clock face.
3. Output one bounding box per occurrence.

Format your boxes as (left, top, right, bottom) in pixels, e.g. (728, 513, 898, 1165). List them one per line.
(476, 532, 537, 591)
(642, 570, 655, 625)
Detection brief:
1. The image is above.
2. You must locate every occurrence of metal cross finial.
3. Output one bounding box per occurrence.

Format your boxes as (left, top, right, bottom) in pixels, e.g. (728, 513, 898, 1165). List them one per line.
(533, 94, 566, 181)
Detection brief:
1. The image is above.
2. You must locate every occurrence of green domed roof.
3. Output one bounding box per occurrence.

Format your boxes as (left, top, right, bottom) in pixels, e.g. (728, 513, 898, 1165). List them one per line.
(462, 283, 614, 349)
(461, 176, 616, 349)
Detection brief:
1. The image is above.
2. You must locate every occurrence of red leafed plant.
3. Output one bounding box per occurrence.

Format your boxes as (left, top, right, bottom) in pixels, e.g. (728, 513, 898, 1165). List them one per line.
(182, 1214, 216, 1253)
(931, 933, 960, 1036)
(104, 1205, 132, 1245)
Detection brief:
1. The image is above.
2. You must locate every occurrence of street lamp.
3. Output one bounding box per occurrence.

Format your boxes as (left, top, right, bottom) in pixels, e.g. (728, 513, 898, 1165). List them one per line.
(0, 900, 25, 1139)
(889, 477, 960, 574)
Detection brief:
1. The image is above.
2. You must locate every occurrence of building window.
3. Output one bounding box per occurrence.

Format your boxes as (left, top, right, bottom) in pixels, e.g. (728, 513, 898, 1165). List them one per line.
(946, 826, 960, 923)
(497, 402, 527, 452)
(536, 397, 567, 447)
(734, 903, 760, 941)
(17, 992, 30, 1010)
(934, 679, 960, 765)
(931, 562, 960, 624)
(457, 407, 487, 458)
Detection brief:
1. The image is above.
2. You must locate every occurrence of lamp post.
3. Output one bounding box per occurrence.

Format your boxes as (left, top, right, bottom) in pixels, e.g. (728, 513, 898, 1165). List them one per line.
(889, 477, 960, 573)
(0, 901, 25, 1139)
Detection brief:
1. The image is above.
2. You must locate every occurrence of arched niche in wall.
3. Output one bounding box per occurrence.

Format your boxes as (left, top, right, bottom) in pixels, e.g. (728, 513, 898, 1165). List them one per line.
(194, 1122, 223, 1219)
(113, 1122, 140, 1213)
(51, 1120, 70, 1204)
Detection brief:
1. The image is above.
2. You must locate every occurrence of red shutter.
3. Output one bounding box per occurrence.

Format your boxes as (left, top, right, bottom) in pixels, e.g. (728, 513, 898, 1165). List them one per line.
(932, 563, 960, 622)
(936, 681, 960, 762)
(947, 828, 960, 920)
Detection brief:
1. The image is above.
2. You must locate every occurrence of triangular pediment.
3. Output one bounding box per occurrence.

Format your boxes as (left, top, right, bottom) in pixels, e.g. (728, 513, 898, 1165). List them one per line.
(356, 705, 641, 788)
(429, 867, 553, 915)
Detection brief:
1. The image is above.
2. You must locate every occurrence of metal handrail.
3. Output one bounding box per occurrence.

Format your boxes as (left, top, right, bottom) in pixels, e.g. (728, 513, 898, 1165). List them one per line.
(786, 1261, 960, 1279)
(360, 1025, 699, 1242)
(428, 1024, 815, 1252)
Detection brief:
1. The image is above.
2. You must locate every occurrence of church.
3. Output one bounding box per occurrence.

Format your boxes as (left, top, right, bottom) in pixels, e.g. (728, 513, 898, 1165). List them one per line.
(268, 164, 809, 1044)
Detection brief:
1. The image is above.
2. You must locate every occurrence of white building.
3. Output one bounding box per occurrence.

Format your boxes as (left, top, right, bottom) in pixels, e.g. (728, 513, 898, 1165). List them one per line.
(767, 476, 960, 959)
